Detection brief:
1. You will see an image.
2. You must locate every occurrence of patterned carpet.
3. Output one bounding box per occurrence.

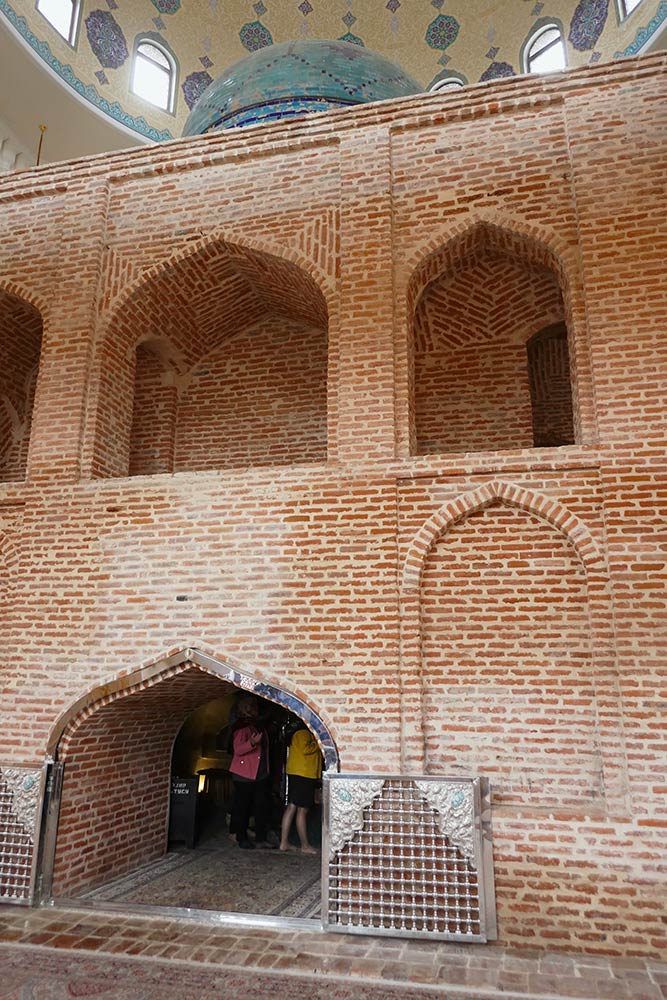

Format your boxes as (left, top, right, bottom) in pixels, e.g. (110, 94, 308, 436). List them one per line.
(81, 833, 322, 919)
(0, 946, 435, 1000)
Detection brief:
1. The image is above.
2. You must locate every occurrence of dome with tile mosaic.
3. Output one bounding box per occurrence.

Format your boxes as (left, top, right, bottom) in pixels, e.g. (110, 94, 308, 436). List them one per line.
(182, 39, 422, 134)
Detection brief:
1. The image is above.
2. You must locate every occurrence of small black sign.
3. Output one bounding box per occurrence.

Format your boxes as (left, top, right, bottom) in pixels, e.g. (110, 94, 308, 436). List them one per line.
(168, 776, 199, 848)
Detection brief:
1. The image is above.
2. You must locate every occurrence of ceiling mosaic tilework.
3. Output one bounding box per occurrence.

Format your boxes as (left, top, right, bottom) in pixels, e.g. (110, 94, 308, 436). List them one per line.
(1, 0, 665, 141)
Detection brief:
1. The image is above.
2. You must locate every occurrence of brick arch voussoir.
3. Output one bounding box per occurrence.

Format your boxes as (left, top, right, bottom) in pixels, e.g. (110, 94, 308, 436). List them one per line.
(403, 209, 577, 312)
(0, 278, 48, 320)
(49, 645, 340, 770)
(101, 230, 334, 336)
(55, 660, 188, 760)
(401, 480, 603, 597)
(0, 529, 21, 575)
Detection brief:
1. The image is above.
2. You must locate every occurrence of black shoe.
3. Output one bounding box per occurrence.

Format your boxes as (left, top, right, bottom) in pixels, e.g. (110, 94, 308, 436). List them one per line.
(238, 839, 255, 849)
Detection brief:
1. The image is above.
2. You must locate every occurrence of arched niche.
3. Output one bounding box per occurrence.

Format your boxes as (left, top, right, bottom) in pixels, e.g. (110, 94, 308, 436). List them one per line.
(399, 479, 628, 816)
(420, 499, 601, 809)
(42, 648, 338, 900)
(0, 287, 43, 482)
(90, 240, 329, 479)
(406, 222, 578, 456)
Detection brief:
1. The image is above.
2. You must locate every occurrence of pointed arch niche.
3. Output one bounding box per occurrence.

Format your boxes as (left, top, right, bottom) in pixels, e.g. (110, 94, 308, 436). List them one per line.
(0, 286, 43, 483)
(403, 220, 593, 457)
(43, 648, 338, 901)
(87, 239, 330, 479)
(399, 481, 628, 817)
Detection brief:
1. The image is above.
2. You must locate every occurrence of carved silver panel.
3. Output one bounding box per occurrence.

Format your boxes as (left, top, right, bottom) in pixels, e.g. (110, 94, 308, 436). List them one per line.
(0, 763, 46, 904)
(322, 773, 496, 942)
(414, 780, 474, 862)
(327, 778, 386, 856)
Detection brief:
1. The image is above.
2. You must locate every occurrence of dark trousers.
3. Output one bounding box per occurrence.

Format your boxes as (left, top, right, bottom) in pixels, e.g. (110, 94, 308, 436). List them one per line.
(231, 777, 270, 843)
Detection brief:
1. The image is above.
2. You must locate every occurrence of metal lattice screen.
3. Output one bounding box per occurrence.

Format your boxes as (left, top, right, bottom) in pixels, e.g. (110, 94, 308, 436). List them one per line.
(322, 774, 495, 941)
(0, 764, 46, 904)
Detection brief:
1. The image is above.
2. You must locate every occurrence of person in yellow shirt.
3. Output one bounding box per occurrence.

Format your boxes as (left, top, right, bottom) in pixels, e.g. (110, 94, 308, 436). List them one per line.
(279, 724, 323, 854)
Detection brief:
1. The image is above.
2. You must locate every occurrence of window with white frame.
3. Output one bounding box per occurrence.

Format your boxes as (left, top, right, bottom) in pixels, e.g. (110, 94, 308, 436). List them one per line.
(131, 40, 176, 112)
(428, 71, 468, 94)
(524, 24, 567, 74)
(430, 78, 465, 94)
(618, 0, 643, 17)
(36, 0, 80, 44)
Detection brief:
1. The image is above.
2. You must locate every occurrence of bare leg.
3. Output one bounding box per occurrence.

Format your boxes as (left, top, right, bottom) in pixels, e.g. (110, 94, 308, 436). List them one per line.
(280, 803, 297, 851)
(296, 807, 317, 853)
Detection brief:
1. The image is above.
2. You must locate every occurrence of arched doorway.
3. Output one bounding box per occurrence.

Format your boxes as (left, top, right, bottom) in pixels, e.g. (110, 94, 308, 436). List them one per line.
(38, 648, 338, 922)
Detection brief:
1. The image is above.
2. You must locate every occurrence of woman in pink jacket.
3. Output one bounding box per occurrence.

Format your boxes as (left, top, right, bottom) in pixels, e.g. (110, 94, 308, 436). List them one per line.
(229, 696, 275, 850)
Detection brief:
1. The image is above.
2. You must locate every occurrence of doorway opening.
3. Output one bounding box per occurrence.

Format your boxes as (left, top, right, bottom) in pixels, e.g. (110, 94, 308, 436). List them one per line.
(40, 649, 338, 924)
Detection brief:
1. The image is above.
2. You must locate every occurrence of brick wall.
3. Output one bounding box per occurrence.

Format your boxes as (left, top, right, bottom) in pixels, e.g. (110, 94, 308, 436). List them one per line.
(421, 501, 599, 808)
(173, 317, 327, 471)
(0, 53, 666, 957)
(129, 344, 178, 476)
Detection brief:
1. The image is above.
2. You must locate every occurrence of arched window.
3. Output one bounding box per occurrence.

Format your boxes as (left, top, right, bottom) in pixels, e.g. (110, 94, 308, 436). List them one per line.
(36, 0, 80, 44)
(618, 0, 643, 17)
(131, 40, 176, 113)
(429, 74, 466, 94)
(524, 24, 567, 74)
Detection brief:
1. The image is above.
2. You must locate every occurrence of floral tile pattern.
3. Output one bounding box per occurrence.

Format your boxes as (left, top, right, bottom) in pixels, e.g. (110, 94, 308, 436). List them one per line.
(425, 13, 460, 50)
(0, 0, 666, 166)
(182, 69, 214, 110)
(480, 59, 516, 80)
(568, 0, 609, 50)
(338, 30, 364, 45)
(239, 19, 274, 52)
(614, 0, 667, 55)
(151, 0, 181, 13)
(84, 9, 129, 69)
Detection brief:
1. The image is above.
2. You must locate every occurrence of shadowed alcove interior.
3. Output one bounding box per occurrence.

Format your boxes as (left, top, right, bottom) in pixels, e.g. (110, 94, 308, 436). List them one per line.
(408, 223, 576, 455)
(90, 239, 329, 479)
(0, 286, 42, 482)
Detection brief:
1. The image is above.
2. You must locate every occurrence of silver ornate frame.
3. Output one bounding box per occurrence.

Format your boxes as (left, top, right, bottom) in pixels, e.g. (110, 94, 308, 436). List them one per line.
(322, 773, 496, 942)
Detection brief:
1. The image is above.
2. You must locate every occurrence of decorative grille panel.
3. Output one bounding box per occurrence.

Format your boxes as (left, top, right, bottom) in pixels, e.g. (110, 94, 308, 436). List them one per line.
(0, 763, 46, 904)
(323, 774, 495, 941)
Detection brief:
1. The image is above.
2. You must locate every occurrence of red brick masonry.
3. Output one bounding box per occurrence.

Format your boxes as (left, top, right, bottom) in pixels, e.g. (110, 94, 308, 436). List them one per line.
(0, 52, 666, 957)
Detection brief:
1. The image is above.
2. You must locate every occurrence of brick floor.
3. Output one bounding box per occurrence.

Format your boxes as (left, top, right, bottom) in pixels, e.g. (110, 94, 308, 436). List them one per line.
(0, 904, 665, 999)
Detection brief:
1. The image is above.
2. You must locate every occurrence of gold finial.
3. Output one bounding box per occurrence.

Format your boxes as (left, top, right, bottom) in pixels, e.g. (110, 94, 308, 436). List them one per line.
(36, 124, 47, 167)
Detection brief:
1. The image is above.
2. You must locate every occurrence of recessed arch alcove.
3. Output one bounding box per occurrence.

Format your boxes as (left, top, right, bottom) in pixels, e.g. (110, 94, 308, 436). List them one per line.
(88, 238, 330, 479)
(420, 498, 602, 808)
(43, 648, 338, 903)
(398, 479, 629, 816)
(405, 219, 587, 457)
(0, 285, 43, 483)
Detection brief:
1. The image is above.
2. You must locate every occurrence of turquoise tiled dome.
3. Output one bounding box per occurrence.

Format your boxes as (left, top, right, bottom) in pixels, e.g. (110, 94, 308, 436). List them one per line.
(182, 39, 422, 135)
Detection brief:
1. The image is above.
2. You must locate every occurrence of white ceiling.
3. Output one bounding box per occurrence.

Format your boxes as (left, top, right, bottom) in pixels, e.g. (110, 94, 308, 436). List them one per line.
(0, 14, 146, 167)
